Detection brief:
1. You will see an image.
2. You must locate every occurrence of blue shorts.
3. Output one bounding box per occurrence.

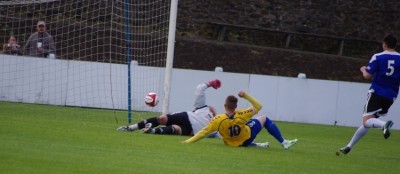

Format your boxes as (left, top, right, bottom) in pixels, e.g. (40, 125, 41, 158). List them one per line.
(241, 119, 262, 146)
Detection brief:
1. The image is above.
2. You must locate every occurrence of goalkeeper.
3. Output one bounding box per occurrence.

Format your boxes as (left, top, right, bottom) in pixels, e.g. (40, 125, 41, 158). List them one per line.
(117, 79, 221, 137)
(183, 91, 298, 149)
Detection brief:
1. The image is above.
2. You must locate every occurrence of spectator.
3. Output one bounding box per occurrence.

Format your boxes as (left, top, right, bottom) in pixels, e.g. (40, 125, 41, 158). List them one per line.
(24, 21, 55, 58)
(2, 36, 22, 55)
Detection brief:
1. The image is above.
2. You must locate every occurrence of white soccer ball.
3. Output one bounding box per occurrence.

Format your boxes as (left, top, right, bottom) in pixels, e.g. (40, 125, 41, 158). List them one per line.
(145, 92, 159, 107)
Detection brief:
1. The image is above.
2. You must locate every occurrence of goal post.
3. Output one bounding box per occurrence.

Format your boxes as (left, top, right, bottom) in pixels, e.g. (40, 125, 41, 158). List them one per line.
(0, 0, 176, 123)
(162, 0, 178, 117)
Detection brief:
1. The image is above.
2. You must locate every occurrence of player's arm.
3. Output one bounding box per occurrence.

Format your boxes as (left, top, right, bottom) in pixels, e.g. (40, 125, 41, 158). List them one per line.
(193, 79, 221, 109)
(183, 129, 208, 143)
(193, 83, 208, 109)
(239, 91, 262, 113)
(207, 131, 222, 138)
(360, 66, 373, 79)
(361, 55, 378, 80)
(183, 118, 218, 143)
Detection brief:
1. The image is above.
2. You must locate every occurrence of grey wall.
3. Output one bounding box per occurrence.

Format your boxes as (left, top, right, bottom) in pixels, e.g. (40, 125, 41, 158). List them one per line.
(1, 55, 399, 129)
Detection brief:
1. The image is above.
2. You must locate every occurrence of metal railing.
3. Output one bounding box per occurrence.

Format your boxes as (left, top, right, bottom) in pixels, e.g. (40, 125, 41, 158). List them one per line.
(209, 21, 381, 57)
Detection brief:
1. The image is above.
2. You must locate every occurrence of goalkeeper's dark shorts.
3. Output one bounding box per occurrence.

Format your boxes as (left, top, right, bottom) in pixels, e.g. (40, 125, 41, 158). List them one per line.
(166, 112, 193, 136)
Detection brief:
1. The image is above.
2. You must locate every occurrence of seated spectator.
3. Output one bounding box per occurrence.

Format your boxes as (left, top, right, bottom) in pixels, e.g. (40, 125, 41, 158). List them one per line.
(23, 21, 55, 58)
(3, 36, 22, 55)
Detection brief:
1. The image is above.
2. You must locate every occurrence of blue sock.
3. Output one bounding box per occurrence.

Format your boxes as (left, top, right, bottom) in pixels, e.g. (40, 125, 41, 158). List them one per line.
(264, 117, 284, 143)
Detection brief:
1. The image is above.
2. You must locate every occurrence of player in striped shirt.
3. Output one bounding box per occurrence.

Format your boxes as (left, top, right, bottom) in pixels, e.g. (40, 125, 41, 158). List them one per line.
(340, 34, 399, 155)
(184, 91, 298, 149)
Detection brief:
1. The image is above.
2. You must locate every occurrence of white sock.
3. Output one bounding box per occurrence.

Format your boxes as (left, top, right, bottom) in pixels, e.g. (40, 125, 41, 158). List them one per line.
(364, 118, 385, 128)
(128, 124, 139, 131)
(347, 125, 369, 148)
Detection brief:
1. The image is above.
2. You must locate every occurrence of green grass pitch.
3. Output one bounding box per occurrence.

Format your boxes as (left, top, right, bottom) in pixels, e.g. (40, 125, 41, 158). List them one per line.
(1, 102, 399, 174)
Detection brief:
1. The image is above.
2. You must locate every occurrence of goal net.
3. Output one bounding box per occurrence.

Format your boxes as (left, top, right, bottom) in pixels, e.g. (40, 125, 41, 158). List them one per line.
(0, 0, 177, 123)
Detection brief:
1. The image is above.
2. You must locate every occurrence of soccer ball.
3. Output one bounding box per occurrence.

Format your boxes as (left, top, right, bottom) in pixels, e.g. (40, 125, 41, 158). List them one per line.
(145, 92, 159, 107)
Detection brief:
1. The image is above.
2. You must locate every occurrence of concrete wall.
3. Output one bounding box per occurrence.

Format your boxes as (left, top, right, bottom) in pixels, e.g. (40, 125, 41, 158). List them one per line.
(178, 0, 400, 41)
(1, 55, 399, 129)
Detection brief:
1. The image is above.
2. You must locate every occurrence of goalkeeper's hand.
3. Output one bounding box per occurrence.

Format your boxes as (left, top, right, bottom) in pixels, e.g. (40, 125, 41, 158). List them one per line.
(208, 79, 221, 89)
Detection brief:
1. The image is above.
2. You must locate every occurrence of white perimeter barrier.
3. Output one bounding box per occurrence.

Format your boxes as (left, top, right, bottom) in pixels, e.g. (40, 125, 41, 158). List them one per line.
(1, 55, 399, 129)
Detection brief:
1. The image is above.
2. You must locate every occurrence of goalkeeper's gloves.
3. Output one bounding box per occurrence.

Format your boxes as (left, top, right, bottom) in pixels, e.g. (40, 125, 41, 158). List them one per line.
(208, 79, 221, 89)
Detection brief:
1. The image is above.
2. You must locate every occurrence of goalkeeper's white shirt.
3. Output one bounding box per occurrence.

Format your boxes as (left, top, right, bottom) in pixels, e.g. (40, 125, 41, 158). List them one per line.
(187, 83, 219, 137)
(188, 106, 214, 135)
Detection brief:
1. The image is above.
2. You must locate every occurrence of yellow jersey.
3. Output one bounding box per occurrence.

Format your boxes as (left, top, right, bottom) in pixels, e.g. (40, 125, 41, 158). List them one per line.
(184, 92, 262, 146)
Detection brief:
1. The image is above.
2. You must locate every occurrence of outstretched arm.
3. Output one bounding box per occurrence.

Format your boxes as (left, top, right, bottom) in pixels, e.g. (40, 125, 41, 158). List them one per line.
(183, 128, 208, 143)
(193, 83, 209, 109)
(193, 79, 221, 109)
(183, 122, 216, 143)
(238, 91, 262, 114)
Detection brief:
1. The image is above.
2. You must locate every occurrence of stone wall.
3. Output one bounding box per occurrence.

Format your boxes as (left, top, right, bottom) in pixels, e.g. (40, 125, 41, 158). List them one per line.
(174, 37, 368, 82)
(172, 0, 400, 82)
(177, 0, 400, 40)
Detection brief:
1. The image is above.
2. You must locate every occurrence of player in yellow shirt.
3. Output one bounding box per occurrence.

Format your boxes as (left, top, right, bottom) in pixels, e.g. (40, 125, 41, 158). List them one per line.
(184, 91, 298, 149)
